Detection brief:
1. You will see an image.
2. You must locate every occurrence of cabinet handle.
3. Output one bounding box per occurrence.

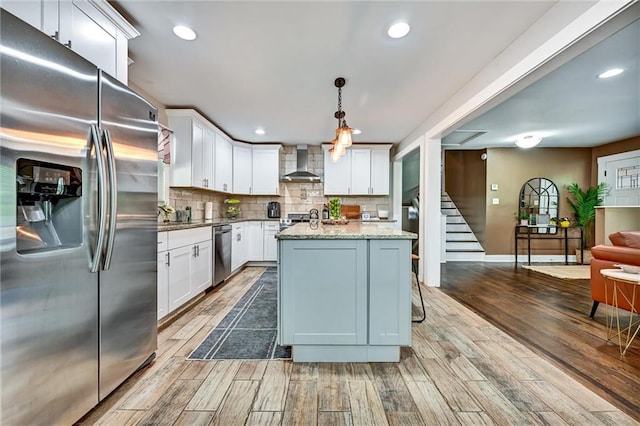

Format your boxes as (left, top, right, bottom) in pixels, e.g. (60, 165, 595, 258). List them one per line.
(249, 186, 252, 194)
(166, 252, 170, 267)
(196, 244, 200, 257)
(64, 40, 72, 49)
(193, 245, 197, 257)
(50, 31, 59, 41)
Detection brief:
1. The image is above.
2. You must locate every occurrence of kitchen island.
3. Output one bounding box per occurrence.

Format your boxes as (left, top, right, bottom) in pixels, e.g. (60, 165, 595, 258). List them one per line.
(276, 222, 417, 362)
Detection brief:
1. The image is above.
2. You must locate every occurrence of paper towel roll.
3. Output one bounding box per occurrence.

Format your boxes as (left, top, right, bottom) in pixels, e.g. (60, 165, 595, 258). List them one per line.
(204, 202, 213, 220)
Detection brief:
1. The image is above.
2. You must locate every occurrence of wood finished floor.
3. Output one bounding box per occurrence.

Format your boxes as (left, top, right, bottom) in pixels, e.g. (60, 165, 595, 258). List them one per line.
(78, 265, 639, 426)
(439, 262, 640, 424)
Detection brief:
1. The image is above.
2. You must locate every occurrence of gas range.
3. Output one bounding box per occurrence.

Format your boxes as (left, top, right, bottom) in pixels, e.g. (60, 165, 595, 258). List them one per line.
(279, 213, 310, 230)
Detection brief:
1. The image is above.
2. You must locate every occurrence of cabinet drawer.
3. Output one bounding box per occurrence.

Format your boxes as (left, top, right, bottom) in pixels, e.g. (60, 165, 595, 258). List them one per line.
(168, 227, 212, 250)
(157, 231, 168, 252)
(263, 222, 279, 231)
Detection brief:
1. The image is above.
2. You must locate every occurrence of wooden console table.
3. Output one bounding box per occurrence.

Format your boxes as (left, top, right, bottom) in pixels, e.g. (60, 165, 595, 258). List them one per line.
(514, 225, 583, 266)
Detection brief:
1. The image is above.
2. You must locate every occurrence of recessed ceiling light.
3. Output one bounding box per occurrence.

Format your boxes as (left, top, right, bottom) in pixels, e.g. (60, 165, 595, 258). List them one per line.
(387, 22, 410, 39)
(597, 68, 624, 79)
(255, 128, 266, 135)
(173, 25, 197, 41)
(352, 129, 361, 135)
(515, 135, 542, 149)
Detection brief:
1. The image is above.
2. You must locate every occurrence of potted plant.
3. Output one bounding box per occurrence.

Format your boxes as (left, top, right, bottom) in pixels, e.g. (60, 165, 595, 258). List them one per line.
(224, 198, 241, 219)
(517, 210, 529, 225)
(566, 182, 607, 262)
(328, 197, 341, 220)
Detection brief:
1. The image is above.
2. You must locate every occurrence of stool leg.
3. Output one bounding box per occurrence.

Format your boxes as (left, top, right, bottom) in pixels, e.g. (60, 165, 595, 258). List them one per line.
(412, 259, 426, 323)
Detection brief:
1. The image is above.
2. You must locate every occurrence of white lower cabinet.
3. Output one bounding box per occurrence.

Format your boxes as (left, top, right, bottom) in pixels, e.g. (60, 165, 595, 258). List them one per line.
(158, 227, 213, 320)
(167, 244, 193, 312)
(263, 222, 278, 261)
(247, 221, 264, 261)
(192, 239, 212, 293)
(231, 222, 246, 271)
(157, 232, 169, 320)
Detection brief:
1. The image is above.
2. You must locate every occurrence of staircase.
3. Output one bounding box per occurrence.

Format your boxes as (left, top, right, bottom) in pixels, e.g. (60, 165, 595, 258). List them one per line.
(441, 193, 485, 261)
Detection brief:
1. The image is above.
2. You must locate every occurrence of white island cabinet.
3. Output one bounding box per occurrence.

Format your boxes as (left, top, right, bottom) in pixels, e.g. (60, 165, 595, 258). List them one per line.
(277, 223, 416, 362)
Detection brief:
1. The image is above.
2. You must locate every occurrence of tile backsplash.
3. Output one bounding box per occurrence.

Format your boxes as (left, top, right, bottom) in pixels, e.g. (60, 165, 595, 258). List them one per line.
(166, 145, 390, 221)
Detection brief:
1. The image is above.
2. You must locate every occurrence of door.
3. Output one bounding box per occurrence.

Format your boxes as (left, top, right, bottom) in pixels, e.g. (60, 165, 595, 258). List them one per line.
(98, 71, 158, 399)
(252, 148, 280, 195)
(263, 224, 279, 261)
(233, 145, 252, 194)
(351, 148, 371, 195)
(192, 119, 206, 188)
(193, 240, 213, 292)
(247, 221, 264, 261)
(157, 251, 169, 320)
(324, 148, 351, 194)
(168, 245, 192, 311)
(0, 11, 99, 425)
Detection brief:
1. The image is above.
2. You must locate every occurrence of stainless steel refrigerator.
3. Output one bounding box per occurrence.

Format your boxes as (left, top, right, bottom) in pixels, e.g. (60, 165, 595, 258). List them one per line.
(0, 10, 158, 425)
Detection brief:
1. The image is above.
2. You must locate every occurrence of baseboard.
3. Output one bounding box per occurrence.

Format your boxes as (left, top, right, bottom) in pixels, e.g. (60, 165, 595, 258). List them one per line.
(483, 254, 578, 263)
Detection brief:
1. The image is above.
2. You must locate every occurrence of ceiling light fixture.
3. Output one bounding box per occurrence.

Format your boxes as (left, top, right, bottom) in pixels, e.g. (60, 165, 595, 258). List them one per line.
(255, 128, 265, 135)
(172, 25, 197, 41)
(387, 21, 410, 39)
(515, 135, 542, 149)
(597, 68, 624, 79)
(329, 77, 355, 162)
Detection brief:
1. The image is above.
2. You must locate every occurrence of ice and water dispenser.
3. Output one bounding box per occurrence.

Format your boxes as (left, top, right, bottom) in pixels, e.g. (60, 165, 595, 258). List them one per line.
(16, 159, 83, 253)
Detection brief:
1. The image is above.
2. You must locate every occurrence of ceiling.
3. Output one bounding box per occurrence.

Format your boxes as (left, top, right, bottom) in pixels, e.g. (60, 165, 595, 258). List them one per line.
(112, 1, 617, 146)
(442, 15, 640, 149)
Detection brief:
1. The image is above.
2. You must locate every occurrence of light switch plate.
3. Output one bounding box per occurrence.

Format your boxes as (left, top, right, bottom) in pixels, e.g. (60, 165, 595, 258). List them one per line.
(492, 198, 500, 205)
(491, 183, 498, 191)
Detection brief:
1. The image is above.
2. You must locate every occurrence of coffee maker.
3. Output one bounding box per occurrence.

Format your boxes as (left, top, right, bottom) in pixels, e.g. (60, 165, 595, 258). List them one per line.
(267, 201, 281, 218)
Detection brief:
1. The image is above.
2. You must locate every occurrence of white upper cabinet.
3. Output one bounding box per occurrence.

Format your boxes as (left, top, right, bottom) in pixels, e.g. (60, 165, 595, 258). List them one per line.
(323, 145, 391, 195)
(166, 109, 280, 195)
(324, 149, 352, 195)
(251, 146, 281, 195)
(232, 144, 281, 195)
(167, 110, 214, 190)
(214, 132, 233, 193)
(369, 148, 390, 195)
(2, 0, 138, 84)
(233, 144, 252, 194)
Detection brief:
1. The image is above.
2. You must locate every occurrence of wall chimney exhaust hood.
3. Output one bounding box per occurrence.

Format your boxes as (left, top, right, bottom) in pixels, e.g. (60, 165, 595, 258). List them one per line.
(280, 145, 321, 183)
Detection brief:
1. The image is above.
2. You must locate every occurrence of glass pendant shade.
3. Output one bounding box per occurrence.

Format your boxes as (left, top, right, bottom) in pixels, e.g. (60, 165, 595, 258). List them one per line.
(337, 126, 352, 147)
(329, 146, 342, 163)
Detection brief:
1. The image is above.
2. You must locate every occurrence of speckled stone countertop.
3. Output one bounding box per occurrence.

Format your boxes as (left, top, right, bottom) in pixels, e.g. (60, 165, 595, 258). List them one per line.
(276, 222, 417, 240)
(158, 218, 279, 232)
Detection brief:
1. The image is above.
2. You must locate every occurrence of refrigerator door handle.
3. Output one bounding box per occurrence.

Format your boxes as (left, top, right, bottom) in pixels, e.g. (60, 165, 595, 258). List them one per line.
(90, 124, 107, 273)
(102, 129, 118, 270)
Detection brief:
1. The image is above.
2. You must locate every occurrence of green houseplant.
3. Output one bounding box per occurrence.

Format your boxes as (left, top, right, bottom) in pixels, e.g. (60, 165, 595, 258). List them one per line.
(566, 182, 607, 249)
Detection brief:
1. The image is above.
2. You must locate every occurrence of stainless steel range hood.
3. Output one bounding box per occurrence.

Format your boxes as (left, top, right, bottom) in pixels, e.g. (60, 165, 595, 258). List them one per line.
(280, 145, 321, 183)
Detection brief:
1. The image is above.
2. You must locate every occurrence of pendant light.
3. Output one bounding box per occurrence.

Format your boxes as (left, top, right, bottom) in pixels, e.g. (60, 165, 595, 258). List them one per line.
(330, 77, 354, 161)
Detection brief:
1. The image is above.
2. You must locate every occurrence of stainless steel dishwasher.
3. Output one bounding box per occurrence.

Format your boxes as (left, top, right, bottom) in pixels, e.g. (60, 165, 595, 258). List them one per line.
(213, 225, 232, 286)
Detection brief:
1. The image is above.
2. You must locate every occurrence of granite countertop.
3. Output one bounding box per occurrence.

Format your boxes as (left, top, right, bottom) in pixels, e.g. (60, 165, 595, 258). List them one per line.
(276, 222, 417, 240)
(158, 218, 279, 232)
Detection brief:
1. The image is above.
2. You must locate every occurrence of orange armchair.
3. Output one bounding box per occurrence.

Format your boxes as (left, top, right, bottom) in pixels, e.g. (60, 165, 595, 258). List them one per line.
(589, 231, 640, 318)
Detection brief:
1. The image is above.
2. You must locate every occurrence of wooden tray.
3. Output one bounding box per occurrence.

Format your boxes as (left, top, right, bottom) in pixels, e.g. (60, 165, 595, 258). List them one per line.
(321, 219, 350, 225)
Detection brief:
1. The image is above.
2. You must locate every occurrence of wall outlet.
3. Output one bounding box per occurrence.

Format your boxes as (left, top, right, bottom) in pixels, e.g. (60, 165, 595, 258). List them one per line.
(361, 205, 367, 212)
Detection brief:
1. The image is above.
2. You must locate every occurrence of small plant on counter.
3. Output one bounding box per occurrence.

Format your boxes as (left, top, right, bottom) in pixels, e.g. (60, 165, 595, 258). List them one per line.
(157, 203, 175, 222)
(224, 198, 241, 219)
(328, 197, 341, 219)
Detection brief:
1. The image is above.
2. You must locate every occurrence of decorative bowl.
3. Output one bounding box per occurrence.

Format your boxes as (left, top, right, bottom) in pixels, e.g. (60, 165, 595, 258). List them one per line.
(615, 264, 640, 274)
(377, 210, 389, 220)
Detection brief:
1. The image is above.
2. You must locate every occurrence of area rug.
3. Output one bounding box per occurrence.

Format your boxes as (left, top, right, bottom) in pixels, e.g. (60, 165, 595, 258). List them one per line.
(189, 267, 291, 360)
(522, 265, 590, 279)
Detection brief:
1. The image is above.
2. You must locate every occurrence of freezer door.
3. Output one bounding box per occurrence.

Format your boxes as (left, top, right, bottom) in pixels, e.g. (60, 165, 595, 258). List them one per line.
(98, 71, 158, 399)
(0, 10, 100, 426)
